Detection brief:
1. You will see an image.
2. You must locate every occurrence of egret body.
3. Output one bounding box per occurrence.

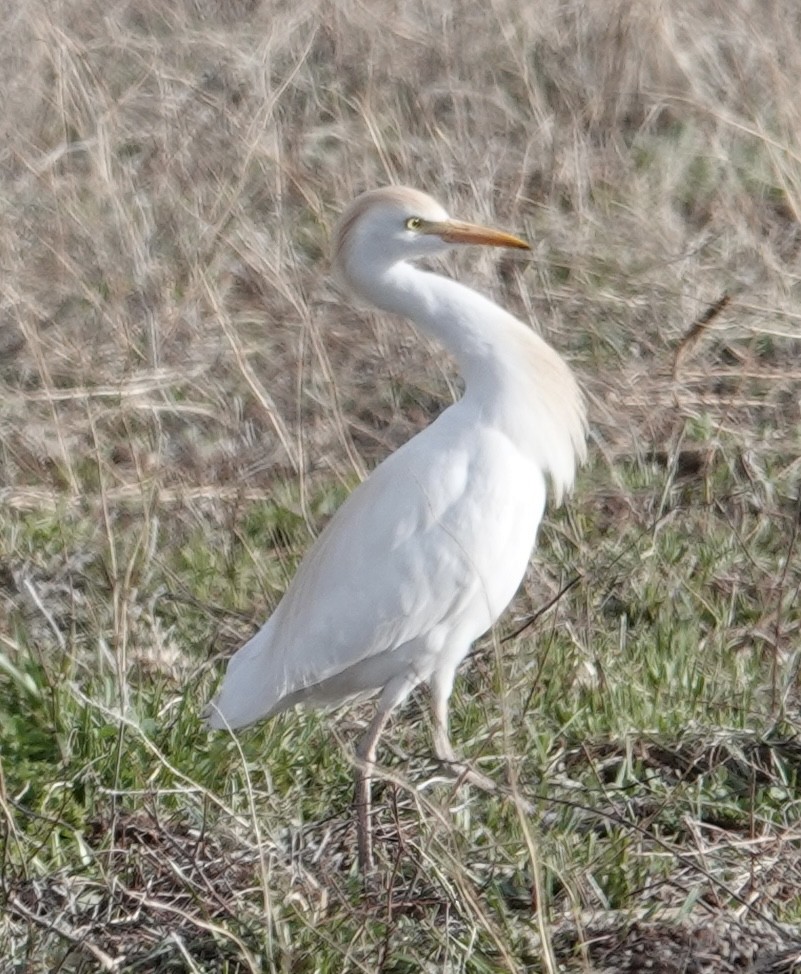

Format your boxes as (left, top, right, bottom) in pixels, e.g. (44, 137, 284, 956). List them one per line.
(204, 187, 586, 872)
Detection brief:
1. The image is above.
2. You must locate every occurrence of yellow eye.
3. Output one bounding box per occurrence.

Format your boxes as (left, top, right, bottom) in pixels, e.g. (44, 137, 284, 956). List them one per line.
(405, 217, 422, 231)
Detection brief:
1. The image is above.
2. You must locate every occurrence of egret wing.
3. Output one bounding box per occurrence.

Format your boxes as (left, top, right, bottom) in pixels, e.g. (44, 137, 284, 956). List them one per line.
(207, 424, 477, 727)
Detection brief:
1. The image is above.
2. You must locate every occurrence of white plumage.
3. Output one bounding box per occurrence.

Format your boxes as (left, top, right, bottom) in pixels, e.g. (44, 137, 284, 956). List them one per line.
(204, 186, 587, 871)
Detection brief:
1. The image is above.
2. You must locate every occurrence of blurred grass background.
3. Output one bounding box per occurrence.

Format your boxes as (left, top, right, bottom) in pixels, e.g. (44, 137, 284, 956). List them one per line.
(1, 0, 800, 970)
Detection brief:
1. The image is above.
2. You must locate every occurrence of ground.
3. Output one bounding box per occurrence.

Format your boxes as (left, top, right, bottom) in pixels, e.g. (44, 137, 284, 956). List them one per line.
(1, 1, 800, 971)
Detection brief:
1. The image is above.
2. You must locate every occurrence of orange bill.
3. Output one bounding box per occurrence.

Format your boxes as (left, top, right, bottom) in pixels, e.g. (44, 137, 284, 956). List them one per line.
(423, 219, 530, 250)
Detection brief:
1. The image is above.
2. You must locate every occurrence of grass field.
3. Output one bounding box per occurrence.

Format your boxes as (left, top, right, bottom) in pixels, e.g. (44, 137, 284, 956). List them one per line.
(2, 0, 801, 970)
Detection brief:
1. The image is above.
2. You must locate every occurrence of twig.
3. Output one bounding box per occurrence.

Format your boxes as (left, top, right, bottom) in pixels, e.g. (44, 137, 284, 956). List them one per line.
(672, 293, 731, 380)
(501, 573, 582, 643)
(22, 578, 66, 652)
(7, 894, 121, 972)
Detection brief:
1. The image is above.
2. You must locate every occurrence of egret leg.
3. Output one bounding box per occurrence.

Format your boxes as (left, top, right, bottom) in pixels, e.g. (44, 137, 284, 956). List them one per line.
(354, 707, 393, 873)
(430, 671, 536, 814)
(429, 669, 500, 794)
(354, 676, 417, 873)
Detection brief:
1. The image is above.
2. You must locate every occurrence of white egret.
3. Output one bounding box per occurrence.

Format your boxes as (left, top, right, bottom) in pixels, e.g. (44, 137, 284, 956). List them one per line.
(204, 186, 587, 872)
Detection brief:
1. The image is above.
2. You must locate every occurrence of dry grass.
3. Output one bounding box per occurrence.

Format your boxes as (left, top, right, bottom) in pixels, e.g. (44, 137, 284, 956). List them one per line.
(1, 0, 801, 971)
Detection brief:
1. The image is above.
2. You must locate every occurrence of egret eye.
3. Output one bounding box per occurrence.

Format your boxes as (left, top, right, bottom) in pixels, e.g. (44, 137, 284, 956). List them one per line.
(405, 216, 423, 231)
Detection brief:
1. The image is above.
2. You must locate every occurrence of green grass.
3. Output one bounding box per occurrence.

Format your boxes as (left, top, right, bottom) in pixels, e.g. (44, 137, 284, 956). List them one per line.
(2, 0, 801, 970)
(2, 437, 800, 970)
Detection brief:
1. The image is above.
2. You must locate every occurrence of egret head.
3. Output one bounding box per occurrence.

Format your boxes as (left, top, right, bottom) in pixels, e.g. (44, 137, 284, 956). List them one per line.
(332, 186, 529, 295)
